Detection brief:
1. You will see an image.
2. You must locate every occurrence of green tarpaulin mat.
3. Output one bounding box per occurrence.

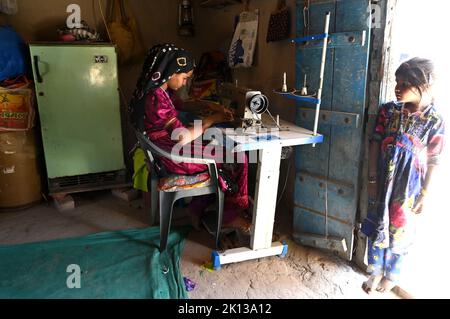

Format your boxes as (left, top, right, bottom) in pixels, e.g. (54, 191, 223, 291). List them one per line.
(0, 226, 190, 299)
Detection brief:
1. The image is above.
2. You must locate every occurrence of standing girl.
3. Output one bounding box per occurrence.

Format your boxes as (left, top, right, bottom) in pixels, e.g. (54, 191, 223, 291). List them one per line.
(362, 57, 445, 293)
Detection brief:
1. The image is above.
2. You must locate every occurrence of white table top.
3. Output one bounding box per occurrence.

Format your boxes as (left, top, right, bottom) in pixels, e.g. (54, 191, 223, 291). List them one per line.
(217, 115, 324, 152)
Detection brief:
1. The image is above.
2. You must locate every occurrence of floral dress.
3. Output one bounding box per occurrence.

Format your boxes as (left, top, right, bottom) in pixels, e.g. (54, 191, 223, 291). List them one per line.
(368, 102, 445, 253)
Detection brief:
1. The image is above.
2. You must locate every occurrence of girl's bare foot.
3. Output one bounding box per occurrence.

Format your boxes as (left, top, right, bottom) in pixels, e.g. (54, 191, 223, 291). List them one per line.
(362, 281, 372, 294)
(376, 277, 396, 293)
(362, 275, 383, 294)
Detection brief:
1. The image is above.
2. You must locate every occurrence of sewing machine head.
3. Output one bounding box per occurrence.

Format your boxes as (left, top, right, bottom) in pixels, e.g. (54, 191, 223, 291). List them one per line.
(218, 83, 269, 130)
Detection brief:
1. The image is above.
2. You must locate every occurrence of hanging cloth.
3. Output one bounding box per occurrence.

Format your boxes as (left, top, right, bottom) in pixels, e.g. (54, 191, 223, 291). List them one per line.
(266, 0, 291, 43)
(107, 0, 143, 64)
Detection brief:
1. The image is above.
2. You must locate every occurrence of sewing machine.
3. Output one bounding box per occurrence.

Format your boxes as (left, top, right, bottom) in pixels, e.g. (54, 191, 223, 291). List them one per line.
(217, 83, 270, 130)
(197, 84, 326, 269)
(209, 110, 324, 269)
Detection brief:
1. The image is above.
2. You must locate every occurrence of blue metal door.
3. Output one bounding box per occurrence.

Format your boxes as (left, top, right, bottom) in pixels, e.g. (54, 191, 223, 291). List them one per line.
(293, 0, 371, 260)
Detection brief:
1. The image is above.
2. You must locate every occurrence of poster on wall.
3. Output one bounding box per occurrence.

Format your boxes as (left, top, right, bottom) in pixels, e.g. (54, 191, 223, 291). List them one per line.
(228, 9, 259, 68)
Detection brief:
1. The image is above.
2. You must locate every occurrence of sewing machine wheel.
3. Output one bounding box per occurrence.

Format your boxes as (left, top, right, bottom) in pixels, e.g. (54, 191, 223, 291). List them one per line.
(247, 94, 269, 114)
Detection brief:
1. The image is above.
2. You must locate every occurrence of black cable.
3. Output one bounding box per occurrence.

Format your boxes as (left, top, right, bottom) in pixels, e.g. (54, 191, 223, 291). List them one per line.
(276, 158, 292, 209)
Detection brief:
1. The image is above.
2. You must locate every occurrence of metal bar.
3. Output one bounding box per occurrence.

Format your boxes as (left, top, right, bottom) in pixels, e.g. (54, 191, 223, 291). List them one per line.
(298, 108, 361, 128)
(290, 33, 328, 43)
(298, 30, 366, 49)
(212, 242, 287, 269)
(294, 204, 354, 227)
(312, 12, 331, 147)
(293, 232, 347, 253)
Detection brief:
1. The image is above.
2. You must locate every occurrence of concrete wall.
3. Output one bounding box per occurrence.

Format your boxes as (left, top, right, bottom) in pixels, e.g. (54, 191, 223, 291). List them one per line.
(194, 0, 298, 122)
(0, 13, 7, 24)
(4, 0, 100, 42)
(5, 0, 298, 213)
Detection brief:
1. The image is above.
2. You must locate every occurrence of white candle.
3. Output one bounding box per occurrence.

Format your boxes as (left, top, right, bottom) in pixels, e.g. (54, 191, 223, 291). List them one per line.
(283, 72, 287, 85)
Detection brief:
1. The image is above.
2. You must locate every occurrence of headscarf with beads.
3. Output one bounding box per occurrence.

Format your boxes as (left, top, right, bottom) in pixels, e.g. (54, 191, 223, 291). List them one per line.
(132, 43, 195, 101)
(129, 43, 195, 130)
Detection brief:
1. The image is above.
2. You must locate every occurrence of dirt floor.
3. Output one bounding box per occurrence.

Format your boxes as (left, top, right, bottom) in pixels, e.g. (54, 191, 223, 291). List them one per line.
(0, 191, 398, 299)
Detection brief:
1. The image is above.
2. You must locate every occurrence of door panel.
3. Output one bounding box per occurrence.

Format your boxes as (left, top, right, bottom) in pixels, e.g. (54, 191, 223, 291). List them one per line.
(295, 172, 355, 224)
(293, 0, 371, 260)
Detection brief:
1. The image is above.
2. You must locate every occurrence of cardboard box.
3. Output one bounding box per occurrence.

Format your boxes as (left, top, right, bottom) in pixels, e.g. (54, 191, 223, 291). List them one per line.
(0, 130, 42, 209)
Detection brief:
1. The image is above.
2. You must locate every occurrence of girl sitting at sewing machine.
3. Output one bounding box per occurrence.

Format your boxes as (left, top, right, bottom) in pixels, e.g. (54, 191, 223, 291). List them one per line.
(129, 43, 251, 232)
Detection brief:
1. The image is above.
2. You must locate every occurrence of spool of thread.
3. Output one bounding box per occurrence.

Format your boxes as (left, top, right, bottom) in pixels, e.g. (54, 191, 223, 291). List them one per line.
(300, 74, 308, 96)
(282, 72, 288, 92)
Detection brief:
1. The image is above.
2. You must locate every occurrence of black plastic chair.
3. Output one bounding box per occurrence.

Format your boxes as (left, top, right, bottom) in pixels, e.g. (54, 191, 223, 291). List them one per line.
(135, 131, 224, 252)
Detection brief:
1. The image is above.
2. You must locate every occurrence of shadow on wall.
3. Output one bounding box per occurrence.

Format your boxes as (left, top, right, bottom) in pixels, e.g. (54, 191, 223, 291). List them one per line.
(0, 13, 7, 25)
(30, 17, 68, 41)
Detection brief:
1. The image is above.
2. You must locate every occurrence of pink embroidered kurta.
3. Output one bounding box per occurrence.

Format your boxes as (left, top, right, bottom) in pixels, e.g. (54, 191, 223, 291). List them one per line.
(144, 87, 248, 221)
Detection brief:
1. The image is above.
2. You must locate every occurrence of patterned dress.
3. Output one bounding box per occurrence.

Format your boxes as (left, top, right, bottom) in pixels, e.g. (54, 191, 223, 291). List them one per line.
(144, 87, 249, 222)
(363, 102, 445, 281)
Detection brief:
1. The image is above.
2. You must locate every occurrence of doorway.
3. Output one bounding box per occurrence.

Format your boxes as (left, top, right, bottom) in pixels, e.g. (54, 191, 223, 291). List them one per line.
(384, 0, 450, 298)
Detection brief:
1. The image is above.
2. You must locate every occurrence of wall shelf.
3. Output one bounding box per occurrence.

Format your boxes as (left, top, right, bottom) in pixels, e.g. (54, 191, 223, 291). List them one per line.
(274, 90, 320, 105)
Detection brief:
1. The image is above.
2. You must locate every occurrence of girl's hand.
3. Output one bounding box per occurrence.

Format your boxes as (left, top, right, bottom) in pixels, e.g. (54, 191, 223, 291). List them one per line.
(210, 111, 233, 124)
(222, 107, 234, 118)
(412, 194, 425, 214)
(205, 102, 234, 116)
(203, 112, 234, 129)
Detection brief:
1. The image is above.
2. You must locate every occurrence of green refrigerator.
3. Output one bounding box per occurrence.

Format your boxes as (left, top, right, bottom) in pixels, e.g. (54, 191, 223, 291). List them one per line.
(29, 43, 127, 194)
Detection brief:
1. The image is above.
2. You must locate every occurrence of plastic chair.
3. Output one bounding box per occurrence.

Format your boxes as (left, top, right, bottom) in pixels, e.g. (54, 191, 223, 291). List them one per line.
(135, 131, 224, 252)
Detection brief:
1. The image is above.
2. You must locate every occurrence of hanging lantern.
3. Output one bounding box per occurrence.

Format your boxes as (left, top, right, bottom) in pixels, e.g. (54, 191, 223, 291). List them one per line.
(178, 0, 195, 37)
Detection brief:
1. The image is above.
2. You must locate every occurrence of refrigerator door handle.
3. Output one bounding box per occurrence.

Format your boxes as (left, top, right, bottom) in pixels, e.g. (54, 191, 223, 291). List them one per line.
(33, 56, 43, 83)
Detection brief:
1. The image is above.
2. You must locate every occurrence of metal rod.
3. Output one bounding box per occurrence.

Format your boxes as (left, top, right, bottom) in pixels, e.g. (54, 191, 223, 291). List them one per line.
(290, 33, 327, 43)
(266, 108, 281, 130)
(312, 12, 331, 147)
